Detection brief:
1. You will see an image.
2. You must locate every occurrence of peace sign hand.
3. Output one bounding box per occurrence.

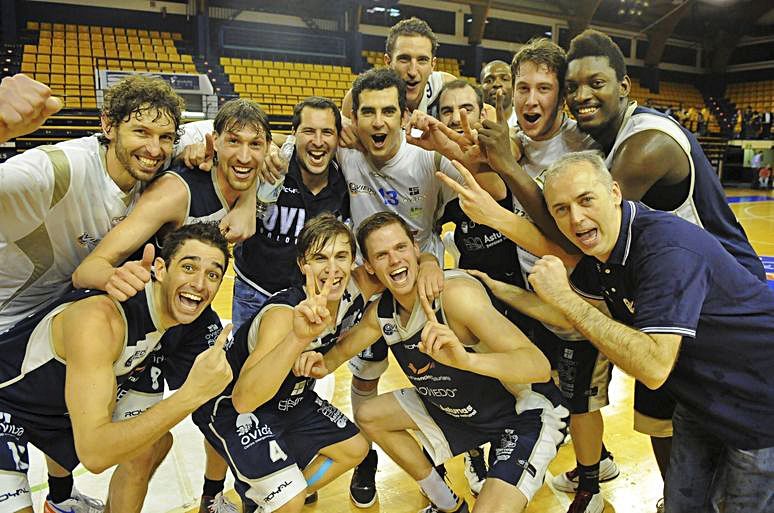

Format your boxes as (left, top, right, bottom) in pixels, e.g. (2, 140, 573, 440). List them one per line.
(418, 294, 471, 371)
(293, 264, 334, 344)
(436, 160, 511, 227)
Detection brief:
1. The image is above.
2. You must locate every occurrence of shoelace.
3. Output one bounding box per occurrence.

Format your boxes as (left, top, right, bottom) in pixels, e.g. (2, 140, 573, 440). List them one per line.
(71, 491, 105, 512)
(208, 494, 239, 513)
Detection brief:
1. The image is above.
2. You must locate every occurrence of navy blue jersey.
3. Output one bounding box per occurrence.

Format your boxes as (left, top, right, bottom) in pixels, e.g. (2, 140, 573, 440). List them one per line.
(571, 201, 774, 449)
(608, 105, 765, 281)
(376, 271, 561, 428)
(234, 151, 350, 295)
(224, 278, 369, 413)
(0, 284, 166, 426)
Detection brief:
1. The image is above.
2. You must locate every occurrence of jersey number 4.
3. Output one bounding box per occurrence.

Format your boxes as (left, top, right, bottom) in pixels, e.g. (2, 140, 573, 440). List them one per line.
(269, 440, 288, 462)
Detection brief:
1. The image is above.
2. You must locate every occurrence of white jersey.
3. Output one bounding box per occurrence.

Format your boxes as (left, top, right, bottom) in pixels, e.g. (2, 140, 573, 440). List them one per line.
(0, 136, 141, 332)
(337, 135, 463, 263)
(418, 71, 447, 115)
(507, 107, 518, 129)
(514, 116, 598, 340)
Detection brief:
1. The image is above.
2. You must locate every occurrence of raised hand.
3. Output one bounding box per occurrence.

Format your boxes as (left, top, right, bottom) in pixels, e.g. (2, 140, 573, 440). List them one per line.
(260, 143, 289, 184)
(106, 244, 155, 301)
(478, 90, 519, 175)
(418, 295, 470, 370)
(338, 121, 366, 153)
(0, 74, 63, 143)
(292, 350, 330, 379)
(436, 160, 511, 227)
(182, 132, 215, 171)
(528, 255, 573, 307)
(182, 323, 234, 403)
(293, 264, 334, 343)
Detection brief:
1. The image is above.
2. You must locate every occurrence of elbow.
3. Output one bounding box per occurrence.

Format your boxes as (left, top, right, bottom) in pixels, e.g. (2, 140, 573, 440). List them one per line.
(641, 367, 670, 390)
(78, 450, 111, 474)
(231, 388, 258, 414)
(71, 267, 87, 289)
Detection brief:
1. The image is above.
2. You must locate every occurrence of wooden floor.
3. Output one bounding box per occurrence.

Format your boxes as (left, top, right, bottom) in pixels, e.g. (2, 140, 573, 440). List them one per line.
(198, 187, 774, 513)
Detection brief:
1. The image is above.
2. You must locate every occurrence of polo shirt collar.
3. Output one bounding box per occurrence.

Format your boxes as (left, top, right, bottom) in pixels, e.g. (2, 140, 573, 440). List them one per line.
(606, 200, 637, 266)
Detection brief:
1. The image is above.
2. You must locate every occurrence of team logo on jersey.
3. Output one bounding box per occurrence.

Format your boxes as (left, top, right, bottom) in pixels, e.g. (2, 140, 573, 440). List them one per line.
(77, 232, 100, 250)
(315, 397, 349, 428)
(409, 207, 423, 219)
(264, 481, 293, 503)
(623, 298, 635, 314)
(382, 323, 396, 336)
(408, 361, 434, 375)
(348, 183, 378, 196)
(409, 186, 420, 196)
(236, 412, 274, 449)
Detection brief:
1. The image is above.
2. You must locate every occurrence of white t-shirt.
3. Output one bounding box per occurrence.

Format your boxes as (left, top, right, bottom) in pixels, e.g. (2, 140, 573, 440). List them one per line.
(337, 135, 463, 263)
(0, 136, 141, 332)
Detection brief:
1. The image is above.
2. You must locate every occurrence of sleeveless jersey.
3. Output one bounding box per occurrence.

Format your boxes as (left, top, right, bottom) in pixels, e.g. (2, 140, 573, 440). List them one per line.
(337, 138, 462, 263)
(226, 278, 370, 413)
(0, 136, 142, 332)
(0, 281, 166, 423)
(514, 117, 598, 340)
(166, 164, 231, 225)
(606, 103, 765, 281)
(419, 71, 447, 117)
(376, 270, 560, 427)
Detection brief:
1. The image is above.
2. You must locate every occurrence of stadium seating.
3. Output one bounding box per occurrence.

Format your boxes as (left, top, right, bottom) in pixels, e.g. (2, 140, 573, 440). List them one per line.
(20, 21, 193, 110)
(726, 80, 774, 112)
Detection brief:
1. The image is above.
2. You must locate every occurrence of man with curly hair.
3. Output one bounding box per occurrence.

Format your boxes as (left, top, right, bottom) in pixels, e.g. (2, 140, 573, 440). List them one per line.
(0, 74, 184, 512)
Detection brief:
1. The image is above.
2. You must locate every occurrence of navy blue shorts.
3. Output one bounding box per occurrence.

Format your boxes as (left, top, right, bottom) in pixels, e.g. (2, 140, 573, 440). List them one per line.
(556, 339, 612, 414)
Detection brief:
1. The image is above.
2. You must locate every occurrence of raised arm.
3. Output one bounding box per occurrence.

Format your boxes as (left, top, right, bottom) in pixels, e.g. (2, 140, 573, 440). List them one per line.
(71, 174, 188, 298)
(0, 74, 63, 143)
(231, 267, 334, 413)
(429, 277, 551, 384)
(62, 297, 232, 473)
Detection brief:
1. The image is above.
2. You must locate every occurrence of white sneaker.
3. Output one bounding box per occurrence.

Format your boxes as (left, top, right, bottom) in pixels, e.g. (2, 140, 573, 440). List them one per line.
(44, 488, 104, 513)
(206, 492, 239, 513)
(552, 455, 620, 493)
(463, 447, 487, 497)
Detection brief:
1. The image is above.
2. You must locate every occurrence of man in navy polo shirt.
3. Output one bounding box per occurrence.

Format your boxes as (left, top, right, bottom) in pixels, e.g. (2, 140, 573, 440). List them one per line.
(526, 150, 774, 513)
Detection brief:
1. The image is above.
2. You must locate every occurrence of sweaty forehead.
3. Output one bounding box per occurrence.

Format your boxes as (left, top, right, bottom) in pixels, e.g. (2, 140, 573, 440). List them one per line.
(298, 107, 336, 129)
(484, 63, 511, 77)
(359, 88, 399, 109)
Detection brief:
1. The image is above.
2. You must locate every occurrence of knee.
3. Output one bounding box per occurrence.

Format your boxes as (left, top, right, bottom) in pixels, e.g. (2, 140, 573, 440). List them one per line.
(344, 434, 370, 467)
(121, 432, 173, 480)
(354, 400, 383, 435)
(272, 491, 305, 513)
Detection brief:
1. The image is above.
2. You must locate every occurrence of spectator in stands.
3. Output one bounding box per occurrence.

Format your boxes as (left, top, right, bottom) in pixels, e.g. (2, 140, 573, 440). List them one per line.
(686, 105, 699, 133)
(758, 163, 772, 190)
(734, 108, 743, 138)
(743, 105, 754, 138)
(761, 108, 772, 139)
(699, 105, 711, 136)
(480, 60, 518, 127)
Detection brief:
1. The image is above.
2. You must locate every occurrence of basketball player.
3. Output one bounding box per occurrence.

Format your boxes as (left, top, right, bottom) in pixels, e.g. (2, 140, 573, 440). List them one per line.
(193, 214, 375, 513)
(0, 223, 233, 513)
(294, 211, 568, 513)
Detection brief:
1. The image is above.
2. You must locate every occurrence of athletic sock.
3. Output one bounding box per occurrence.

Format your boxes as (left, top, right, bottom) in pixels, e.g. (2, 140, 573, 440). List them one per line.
(577, 462, 600, 494)
(600, 443, 611, 461)
(47, 474, 74, 504)
(418, 468, 457, 510)
(203, 477, 226, 498)
(350, 381, 378, 415)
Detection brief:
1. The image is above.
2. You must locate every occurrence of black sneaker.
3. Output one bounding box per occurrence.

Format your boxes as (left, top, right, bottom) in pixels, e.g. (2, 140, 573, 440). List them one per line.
(304, 491, 318, 505)
(463, 447, 487, 496)
(350, 449, 378, 508)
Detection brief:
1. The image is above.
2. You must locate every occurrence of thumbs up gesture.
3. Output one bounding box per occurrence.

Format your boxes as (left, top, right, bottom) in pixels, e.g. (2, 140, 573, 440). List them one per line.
(106, 243, 156, 301)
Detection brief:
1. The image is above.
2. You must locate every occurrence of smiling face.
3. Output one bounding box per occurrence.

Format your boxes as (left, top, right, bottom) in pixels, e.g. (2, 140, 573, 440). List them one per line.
(385, 35, 435, 112)
(438, 85, 482, 132)
(294, 107, 338, 176)
(565, 56, 630, 140)
(299, 234, 354, 303)
(544, 161, 622, 261)
(213, 125, 266, 194)
(363, 222, 421, 302)
(353, 87, 404, 166)
(481, 61, 513, 110)
(513, 61, 564, 141)
(155, 239, 226, 325)
(104, 106, 176, 184)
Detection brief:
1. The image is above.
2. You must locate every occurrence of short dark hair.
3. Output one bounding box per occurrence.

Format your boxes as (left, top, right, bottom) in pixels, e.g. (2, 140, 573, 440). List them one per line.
(160, 222, 230, 270)
(386, 17, 438, 57)
(291, 97, 342, 134)
(566, 29, 627, 81)
(351, 68, 407, 116)
(356, 211, 414, 262)
(213, 98, 271, 143)
(439, 79, 484, 112)
(480, 60, 510, 83)
(296, 213, 355, 263)
(512, 38, 567, 89)
(99, 75, 184, 145)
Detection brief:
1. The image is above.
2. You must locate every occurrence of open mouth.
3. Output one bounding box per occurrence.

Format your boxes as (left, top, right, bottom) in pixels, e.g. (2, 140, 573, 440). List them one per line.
(405, 80, 421, 91)
(307, 149, 328, 166)
(389, 266, 409, 285)
(232, 165, 253, 179)
(522, 113, 541, 124)
(135, 155, 161, 171)
(371, 134, 387, 149)
(575, 228, 599, 248)
(178, 291, 203, 312)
